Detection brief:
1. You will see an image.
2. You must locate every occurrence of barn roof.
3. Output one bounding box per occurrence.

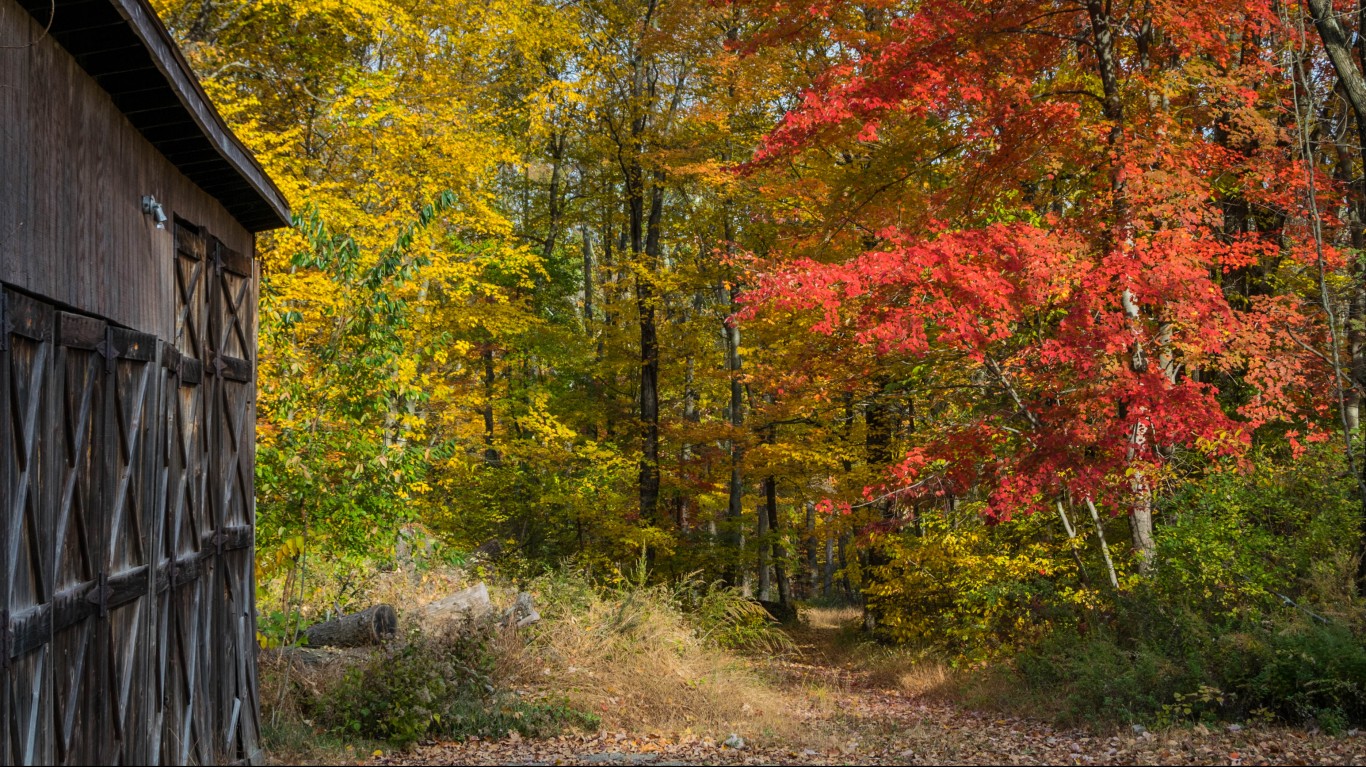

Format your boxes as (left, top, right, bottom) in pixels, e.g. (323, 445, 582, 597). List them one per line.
(16, 0, 290, 232)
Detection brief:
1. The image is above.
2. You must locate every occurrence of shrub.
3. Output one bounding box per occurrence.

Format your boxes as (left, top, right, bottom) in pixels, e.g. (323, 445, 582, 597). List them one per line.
(1152, 446, 1362, 623)
(676, 577, 797, 655)
(861, 507, 1093, 659)
(1238, 623, 1366, 727)
(317, 621, 594, 747)
(1011, 604, 1366, 728)
(943, 446, 1366, 728)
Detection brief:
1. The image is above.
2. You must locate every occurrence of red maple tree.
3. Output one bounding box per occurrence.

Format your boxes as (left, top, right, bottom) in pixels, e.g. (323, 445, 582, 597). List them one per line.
(738, 0, 1336, 539)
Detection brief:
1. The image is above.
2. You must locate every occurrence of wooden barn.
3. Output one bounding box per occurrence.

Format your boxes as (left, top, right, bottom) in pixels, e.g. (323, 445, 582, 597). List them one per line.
(0, 0, 288, 763)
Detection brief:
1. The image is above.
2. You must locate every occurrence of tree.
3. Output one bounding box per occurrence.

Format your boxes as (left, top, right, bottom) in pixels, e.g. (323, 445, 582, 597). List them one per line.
(740, 0, 1335, 573)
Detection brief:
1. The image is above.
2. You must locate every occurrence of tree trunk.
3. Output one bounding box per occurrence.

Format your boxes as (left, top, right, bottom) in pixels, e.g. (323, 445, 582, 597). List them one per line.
(1057, 500, 1089, 586)
(678, 288, 703, 531)
(862, 376, 894, 626)
(582, 227, 594, 326)
(805, 500, 818, 598)
(636, 179, 664, 524)
(1308, 0, 1366, 129)
(823, 536, 836, 598)
(542, 132, 566, 260)
(838, 534, 854, 602)
(756, 499, 771, 601)
(768, 476, 792, 608)
(723, 280, 746, 586)
(303, 605, 398, 647)
(1085, 497, 1120, 590)
(482, 345, 499, 465)
(1086, 0, 1161, 573)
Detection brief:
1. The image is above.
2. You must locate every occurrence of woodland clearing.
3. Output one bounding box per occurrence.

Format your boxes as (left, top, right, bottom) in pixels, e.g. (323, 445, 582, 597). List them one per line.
(268, 605, 1366, 766)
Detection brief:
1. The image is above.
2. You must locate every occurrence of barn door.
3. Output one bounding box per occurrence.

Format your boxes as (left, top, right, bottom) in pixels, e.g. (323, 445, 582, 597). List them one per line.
(44, 310, 159, 767)
(2, 293, 166, 767)
(154, 220, 214, 766)
(205, 237, 259, 763)
(0, 221, 258, 766)
(154, 219, 260, 765)
(0, 290, 55, 767)
(101, 325, 158, 764)
(50, 311, 107, 767)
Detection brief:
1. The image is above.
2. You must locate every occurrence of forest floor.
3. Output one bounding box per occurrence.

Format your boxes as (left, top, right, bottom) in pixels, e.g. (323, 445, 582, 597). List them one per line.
(358, 608, 1366, 766)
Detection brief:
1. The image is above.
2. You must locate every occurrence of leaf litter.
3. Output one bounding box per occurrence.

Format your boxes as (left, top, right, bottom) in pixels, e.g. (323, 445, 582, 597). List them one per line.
(366, 646, 1365, 766)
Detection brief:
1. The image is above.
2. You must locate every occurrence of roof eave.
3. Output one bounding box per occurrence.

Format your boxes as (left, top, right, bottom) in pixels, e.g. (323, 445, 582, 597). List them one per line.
(18, 0, 292, 233)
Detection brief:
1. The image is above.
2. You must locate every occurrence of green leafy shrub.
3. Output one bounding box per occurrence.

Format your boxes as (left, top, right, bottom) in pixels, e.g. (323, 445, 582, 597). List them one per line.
(1014, 612, 1366, 728)
(1015, 624, 1186, 725)
(677, 577, 797, 655)
(1152, 446, 1362, 623)
(957, 446, 1366, 728)
(1236, 623, 1366, 727)
(317, 621, 595, 747)
(862, 507, 1093, 659)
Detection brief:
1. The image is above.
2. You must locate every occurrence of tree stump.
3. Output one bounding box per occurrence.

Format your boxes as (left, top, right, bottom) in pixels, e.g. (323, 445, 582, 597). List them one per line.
(302, 604, 399, 647)
(420, 582, 494, 625)
(504, 591, 540, 628)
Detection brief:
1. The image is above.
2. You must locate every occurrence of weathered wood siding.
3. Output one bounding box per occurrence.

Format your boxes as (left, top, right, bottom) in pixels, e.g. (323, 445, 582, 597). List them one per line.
(0, 0, 254, 334)
(0, 0, 263, 763)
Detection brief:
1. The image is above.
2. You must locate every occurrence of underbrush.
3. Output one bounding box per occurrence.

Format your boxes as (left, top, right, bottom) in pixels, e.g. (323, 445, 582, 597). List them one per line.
(259, 562, 818, 757)
(319, 621, 595, 746)
(860, 445, 1366, 731)
(1007, 603, 1366, 731)
(502, 568, 820, 741)
(262, 620, 591, 754)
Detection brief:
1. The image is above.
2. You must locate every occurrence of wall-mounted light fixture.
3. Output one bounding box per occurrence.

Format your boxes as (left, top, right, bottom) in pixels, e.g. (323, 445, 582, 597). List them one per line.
(141, 195, 168, 229)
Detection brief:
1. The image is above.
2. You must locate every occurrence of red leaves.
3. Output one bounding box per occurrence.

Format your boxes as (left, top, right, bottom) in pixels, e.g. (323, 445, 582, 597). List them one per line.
(739, 0, 1335, 518)
(744, 223, 1079, 357)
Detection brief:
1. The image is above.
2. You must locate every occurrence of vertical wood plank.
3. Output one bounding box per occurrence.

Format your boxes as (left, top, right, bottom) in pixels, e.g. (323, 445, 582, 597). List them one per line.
(2, 290, 14, 767)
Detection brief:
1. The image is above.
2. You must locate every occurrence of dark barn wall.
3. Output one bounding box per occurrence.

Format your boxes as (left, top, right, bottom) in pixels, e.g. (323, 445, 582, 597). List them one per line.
(0, 0, 254, 333)
(0, 1, 264, 764)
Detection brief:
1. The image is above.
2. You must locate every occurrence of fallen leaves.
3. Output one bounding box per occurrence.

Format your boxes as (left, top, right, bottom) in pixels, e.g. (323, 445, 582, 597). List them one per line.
(355, 627, 1366, 767)
(364, 694, 1366, 766)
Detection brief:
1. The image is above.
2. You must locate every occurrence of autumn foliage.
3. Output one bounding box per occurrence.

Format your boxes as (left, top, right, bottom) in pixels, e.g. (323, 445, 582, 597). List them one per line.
(152, 0, 1366, 729)
(741, 0, 1336, 519)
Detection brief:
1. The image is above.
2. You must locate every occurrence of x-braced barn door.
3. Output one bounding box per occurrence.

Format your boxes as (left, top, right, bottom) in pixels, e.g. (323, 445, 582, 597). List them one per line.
(155, 220, 212, 766)
(205, 232, 260, 764)
(48, 312, 158, 766)
(0, 217, 259, 766)
(1, 289, 160, 767)
(153, 219, 259, 766)
(1, 291, 55, 767)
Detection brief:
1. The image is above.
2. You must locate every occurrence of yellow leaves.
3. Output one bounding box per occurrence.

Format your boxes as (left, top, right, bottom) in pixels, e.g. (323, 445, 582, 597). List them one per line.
(256, 535, 306, 583)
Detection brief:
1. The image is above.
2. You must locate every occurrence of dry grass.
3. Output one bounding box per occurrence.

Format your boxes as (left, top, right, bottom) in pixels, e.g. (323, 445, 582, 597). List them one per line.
(805, 605, 863, 631)
(795, 606, 960, 700)
(259, 565, 834, 755)
(504, 577, 830, 746)
(258, 649, 380, 765)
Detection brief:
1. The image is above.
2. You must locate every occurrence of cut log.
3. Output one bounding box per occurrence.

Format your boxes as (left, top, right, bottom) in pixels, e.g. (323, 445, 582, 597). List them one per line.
(303, 604, 398, 648)
(421, 582, 493, 624)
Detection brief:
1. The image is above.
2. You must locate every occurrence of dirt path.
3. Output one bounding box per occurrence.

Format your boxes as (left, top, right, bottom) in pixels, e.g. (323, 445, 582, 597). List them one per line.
(371, 617, 1366, 766)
